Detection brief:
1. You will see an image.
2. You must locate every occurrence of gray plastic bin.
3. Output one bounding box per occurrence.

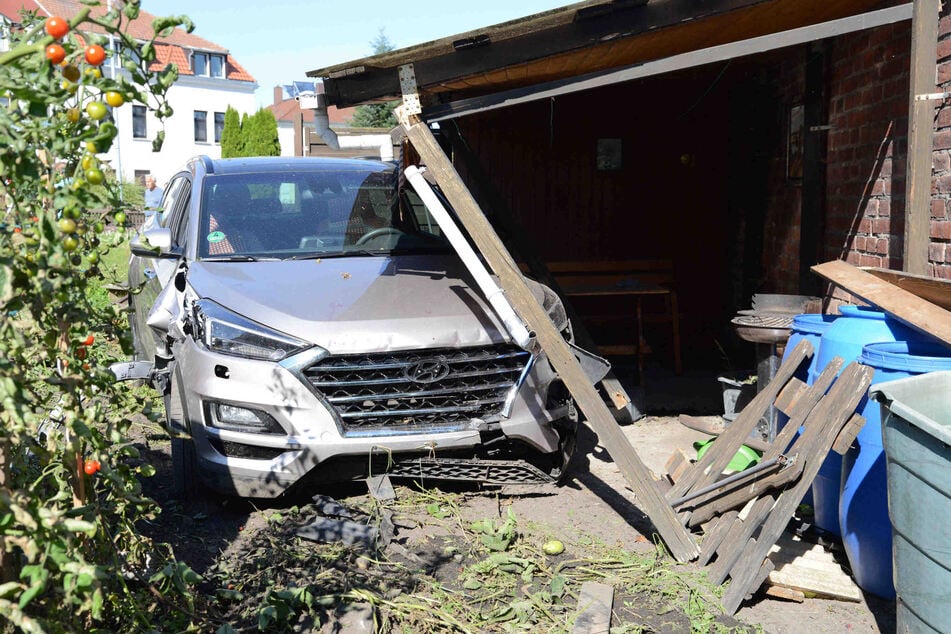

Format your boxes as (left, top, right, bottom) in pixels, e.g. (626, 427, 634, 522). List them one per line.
(871, 370, 951, 634)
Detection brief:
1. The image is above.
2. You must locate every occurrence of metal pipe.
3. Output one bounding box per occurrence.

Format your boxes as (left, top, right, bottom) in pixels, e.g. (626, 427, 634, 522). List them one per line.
(668, 456, 782, 508)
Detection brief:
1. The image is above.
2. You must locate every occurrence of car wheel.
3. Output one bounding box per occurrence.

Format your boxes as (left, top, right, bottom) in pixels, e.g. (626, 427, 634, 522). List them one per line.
(163, 363, 198, 500)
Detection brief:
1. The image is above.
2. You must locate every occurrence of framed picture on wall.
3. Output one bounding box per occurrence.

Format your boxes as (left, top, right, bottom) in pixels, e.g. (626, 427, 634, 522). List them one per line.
(787, 104, 804, 181)
(596, 138, 623, 171)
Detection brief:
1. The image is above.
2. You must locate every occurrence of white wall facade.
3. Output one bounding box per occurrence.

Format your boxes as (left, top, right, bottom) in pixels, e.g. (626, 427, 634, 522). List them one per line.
(101, 74, 257, 186)
(277, 121, 296, 157)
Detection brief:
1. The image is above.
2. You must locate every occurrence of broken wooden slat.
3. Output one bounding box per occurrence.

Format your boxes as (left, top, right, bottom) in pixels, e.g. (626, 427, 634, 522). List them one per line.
(773, 377, 808, 418)
(720, 362, 873, 614)
(696, 509, 739, 566)
(403, 119, 700, 562)
(812, 260, 951, 346)
(831, 413, 865, 455)
(664, 448, 693, 485)
(572, 581, 614, 634)
(765, 586, 806, 602)
(706, 495, 778, 585)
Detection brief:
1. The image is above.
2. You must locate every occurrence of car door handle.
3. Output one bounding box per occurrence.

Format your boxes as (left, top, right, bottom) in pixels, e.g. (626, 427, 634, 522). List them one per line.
(143, 268, 156, 279)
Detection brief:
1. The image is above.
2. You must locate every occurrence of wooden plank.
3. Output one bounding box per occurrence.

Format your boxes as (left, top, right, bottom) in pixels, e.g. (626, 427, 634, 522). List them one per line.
(696, 510, 739, 566)
(572, 581, 614, 634)
(811, 260, 951, 346)
(831, 413, 865, 455)
(904, 0, 941, 275)
(666, 340, 812, 502)
(720, 362, 873, 614)
(707, 495, 778, 585)
(404, 119, 699, 562)
(862, 267, 951, 311)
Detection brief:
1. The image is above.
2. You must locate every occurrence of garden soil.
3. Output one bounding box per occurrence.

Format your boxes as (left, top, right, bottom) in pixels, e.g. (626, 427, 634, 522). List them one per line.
(129, 412, 897, 632)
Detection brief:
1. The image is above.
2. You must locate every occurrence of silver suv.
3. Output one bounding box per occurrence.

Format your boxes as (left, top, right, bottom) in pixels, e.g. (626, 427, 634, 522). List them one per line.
(126, 156, 583, 498)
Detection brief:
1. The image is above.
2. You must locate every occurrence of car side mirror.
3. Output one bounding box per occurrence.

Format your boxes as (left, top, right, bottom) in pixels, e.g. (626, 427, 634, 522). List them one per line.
(130, 227, 176, 258)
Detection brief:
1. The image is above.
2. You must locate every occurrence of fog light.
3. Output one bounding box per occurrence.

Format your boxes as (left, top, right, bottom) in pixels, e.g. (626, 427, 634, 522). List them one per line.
(209, 403, 284, 434)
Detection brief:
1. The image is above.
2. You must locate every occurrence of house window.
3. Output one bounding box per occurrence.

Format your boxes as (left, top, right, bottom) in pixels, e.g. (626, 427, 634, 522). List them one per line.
(191, 52, 226, 78)
(194, 110, 207, 142)
(132, 105, 147, 138)
(192, 52, 207, 76)
(134, 170, 150, 186)
(210, 55, 225, 78)
(214, 112, 225, 143)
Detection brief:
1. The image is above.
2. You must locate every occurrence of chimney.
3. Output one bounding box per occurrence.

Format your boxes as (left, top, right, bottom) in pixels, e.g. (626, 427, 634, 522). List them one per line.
(273, 85, 283, 105)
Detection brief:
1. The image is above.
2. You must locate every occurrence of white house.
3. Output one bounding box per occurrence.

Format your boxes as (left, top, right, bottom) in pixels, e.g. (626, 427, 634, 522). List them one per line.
(0, 0, 258, 186)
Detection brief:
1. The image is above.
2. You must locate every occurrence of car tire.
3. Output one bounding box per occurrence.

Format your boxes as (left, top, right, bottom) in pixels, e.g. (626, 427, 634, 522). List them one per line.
(164, 363, 198, 500)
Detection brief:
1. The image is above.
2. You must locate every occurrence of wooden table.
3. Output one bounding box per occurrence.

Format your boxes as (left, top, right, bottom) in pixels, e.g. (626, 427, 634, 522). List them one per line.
(560, 280, 682, 380)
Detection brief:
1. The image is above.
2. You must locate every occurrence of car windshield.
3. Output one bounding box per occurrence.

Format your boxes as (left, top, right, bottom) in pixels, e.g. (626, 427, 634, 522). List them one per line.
(197, 166, 451, 260)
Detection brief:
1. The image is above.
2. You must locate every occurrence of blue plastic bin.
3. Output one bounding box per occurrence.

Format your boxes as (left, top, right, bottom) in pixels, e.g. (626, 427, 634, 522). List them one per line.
(810, 305, 924, 536)
(872, 371, 951, 634)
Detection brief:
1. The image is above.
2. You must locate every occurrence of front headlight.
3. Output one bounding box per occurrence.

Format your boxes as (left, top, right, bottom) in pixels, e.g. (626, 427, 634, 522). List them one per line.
(191, 299, 311, 361)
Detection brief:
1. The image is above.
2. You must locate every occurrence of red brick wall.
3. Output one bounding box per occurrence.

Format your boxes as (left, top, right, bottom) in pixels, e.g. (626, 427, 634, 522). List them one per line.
(930, 10, 951, 278)
(824, 22, 910, 288)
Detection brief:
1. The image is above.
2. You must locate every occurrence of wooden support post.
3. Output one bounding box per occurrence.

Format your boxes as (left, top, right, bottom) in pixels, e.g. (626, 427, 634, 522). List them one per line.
(904, 0, 940, 275)
(402, 118, 699, 562)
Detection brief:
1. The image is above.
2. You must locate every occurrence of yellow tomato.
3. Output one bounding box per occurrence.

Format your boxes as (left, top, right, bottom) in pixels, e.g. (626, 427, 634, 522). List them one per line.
(65, 107, 80, 123)
(104, 91, 124, 107)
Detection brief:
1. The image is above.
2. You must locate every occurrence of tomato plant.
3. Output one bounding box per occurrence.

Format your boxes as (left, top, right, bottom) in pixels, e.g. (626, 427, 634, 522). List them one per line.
(0, 3, 202, 631)
(84, 44, 106, 66)
(45, 43, 66, 64)
(45, 16, 70, 39)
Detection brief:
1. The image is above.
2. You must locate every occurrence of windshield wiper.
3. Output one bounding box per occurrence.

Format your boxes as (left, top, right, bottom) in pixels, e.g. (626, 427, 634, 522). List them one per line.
(286, 249, 390, 260)
(202, 255, 279, 262)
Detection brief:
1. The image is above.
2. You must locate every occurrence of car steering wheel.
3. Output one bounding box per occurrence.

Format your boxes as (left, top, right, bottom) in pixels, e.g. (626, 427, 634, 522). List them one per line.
(355, 227, 404, 246)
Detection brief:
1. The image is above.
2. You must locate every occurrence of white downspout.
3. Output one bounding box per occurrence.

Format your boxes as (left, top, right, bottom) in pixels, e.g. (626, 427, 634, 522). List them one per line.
(403, 165, 532, 349)
(298, 89, 339, 150)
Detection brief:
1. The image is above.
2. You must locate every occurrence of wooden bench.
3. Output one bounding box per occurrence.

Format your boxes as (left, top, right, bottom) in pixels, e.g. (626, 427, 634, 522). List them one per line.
(529, 259, 682, 377)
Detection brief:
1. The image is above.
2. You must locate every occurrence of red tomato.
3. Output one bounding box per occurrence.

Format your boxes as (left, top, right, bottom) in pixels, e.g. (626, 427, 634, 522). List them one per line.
(83, 459, 100, 475)
(45, 44, 66, 65)
(81, 334, 95, 346)
(84, 44, 106, 66)
(45, 16, 69, 40)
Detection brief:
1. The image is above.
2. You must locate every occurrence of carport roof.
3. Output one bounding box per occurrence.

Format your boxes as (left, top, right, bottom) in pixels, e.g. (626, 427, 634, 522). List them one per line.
(308, 0, 906, 109)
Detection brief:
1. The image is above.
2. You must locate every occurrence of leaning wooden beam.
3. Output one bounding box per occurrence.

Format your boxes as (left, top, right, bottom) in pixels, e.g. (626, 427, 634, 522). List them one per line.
(861, 267, 951, 311)
(402, 118, 699, 562)
(812, 260, 951, 346)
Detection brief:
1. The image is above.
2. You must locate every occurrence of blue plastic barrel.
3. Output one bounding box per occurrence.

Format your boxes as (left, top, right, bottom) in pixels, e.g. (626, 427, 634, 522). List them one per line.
(810, 305, 925, 536)
(839, 340, 951, 599)
(782, 314, 839, 387)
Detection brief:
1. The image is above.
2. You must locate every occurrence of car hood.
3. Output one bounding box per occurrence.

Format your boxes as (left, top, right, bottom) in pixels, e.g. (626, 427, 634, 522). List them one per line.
(186, 254, 526, 353)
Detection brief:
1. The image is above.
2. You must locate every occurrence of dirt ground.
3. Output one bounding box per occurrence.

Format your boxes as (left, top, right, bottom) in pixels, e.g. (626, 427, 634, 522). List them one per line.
(128, 408, 898, 632)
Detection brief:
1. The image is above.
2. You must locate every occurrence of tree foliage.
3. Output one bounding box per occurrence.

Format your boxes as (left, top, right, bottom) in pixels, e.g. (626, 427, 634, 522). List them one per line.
(220, 107, 280, 157)
(219, 105, 243, 158)
(351, 28, 399, 129)
(0, 4, 203, 630)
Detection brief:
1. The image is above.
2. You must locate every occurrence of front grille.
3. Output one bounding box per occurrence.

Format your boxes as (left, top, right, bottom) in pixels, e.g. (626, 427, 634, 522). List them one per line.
(301, 344, 531, 435)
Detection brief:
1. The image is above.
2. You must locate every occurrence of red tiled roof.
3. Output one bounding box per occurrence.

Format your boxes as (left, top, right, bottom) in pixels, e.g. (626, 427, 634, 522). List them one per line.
(1, 1, 254, 82)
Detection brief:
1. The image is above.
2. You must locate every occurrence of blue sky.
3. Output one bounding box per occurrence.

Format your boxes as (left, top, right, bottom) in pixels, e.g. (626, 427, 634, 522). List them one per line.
(153, 0, 572, 107)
